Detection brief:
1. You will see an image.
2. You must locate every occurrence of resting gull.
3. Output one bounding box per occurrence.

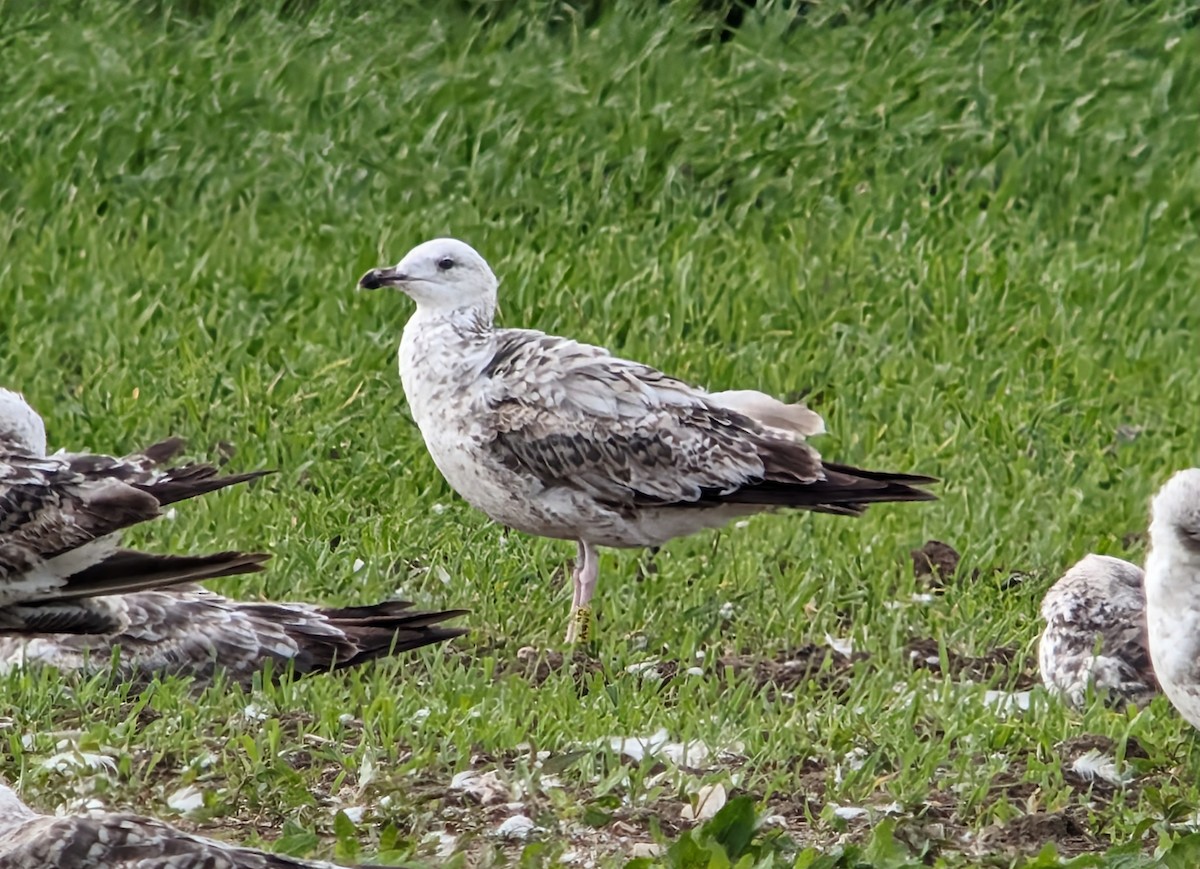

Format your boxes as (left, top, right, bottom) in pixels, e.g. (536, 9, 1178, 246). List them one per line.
(1145, 468, 1200, 730)
(0, 590, 467, 688)
(0, 781, 350, 868)
(0, 389, 467, 683)
(359, 238, 938, 641)
(1038, 553, 1157, 708)
(0, 387, 269, 635)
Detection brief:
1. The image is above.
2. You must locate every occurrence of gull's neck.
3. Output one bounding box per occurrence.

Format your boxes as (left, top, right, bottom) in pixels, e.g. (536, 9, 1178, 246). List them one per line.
(1145, 522, 1200, 681)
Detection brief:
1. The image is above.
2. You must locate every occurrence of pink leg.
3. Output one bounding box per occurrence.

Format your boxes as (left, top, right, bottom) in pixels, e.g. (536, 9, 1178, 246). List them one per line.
(565, 541, 597, 643)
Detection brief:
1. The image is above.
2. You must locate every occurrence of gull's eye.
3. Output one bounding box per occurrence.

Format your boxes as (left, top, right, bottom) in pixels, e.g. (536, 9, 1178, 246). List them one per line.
(437, 257, 455, 271)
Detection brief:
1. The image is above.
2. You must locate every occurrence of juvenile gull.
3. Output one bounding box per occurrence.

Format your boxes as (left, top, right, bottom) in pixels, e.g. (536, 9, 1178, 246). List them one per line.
(0, 781, 350, 868)
(1145, 468, 1200, 730)
(0, 388, 269, 635)
(1038, 553, 1157, 708)
(360, 239, 938, 641)
(0, 590, 467, 688)
(0, 389, 468, 683)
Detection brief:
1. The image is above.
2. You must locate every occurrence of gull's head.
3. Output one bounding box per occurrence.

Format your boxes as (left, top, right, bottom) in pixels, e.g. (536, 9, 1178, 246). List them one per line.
(0, 781, 37, 835)
(1150, 468, 1200, 555)
(0, 388, 47, 455)
(358, 238, 498, 315)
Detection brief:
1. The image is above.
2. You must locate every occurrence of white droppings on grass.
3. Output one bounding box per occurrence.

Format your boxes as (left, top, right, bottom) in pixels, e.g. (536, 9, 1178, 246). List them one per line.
(166, 785, 205, 815)
(495, 814, 537, 840)
(832, 805, 869, 820)
(718, 601, 736, 619)
(604, 728, 712, 766)
(242, 704, 268, 721)
(733, 520, 751, 529)
(413, 707, 431, 724)
(431, 502, 449, 514)
(434, 565, 453, 586)
(339, 806, 366, 824)
(451, 769, 519, 804)
(629, 842, 664, 858)
(422, 830, 458, 858)
(625, 660, 662, 678)
(685, 666, 705, 677)
(981, 690, 1032, 714)
(681, 782, 727, 821)
(163, 507, 178, 521)
(824, 632, 854, 656)
(352, 558, 366, 573)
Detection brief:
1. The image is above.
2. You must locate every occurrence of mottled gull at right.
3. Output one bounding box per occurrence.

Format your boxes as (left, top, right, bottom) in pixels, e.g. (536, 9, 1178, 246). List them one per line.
(1145, 468, 1200, 730)
(1039, 553, 1157, 708)
(359, 239, 938, 642)
(0, 781, 350, 868)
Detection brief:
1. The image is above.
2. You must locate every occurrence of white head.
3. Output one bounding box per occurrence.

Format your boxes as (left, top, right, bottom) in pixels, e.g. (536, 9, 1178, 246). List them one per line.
(1040, 553, 1144, 621)
(358, 238, 498, 318)
(0, 388, 47, 455)
(0, 782, 37, 835)
(1149, 468, 1200, 557)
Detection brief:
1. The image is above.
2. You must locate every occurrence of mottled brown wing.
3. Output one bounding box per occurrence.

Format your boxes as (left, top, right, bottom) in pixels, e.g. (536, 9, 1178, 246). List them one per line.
(483, 331, 786, 508)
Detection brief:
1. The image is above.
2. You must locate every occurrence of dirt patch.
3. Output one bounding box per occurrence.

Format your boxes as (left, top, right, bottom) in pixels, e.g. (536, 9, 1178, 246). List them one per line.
(911, 539, 964, 585)
(973, 808, 1099, 858)
(717, 644, 867, 700)
(904, 638, 1038, 689)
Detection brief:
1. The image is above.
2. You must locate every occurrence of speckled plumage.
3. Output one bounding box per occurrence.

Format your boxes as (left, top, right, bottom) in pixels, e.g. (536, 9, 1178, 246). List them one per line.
(1145, 468, 1200, 730)
(1038, 554, 1157, 708)
(360, 238, 937, 640)
(0, 783, 350, 868)
(0, 589, 467, 688)
(0, 389, 269, 632)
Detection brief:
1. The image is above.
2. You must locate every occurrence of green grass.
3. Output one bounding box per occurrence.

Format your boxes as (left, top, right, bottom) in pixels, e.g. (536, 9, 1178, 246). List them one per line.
(2, 0, 1200, 864)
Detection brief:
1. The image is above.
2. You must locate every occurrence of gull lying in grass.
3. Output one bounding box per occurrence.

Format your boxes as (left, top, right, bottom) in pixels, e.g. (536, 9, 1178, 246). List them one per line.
(1039, 553, 1157, 708)
(360, 238, 937, 642)
(0, 388, 269, 634)
(0, 781, 349, 868)
(1145, 468, 1200, 730)
(0, 388, 467, 684)
(0, 591, 468, 688)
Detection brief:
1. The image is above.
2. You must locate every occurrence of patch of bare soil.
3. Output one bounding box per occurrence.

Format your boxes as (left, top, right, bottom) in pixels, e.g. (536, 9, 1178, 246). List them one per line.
(904, 637, 1038, 689)
(911, 539, 964, 586)
(973, 808, 1099, 858)
(717, 644, 867, 700)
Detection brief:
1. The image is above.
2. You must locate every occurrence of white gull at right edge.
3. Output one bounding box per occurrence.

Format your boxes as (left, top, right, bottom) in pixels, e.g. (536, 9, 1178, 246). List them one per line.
(1145, 468, 1200, 730)
(359, 238, 937, 642)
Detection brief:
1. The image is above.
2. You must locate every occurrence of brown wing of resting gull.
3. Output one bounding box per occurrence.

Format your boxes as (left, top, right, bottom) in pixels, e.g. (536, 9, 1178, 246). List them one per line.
(0, 781, 358, 868)
(359, 238, 938, 643)
(1145, 468, 1200, 730)
(0, 388, 272, 634)
(0, 589, 468, 688)
(1038, 553, 1158, 708)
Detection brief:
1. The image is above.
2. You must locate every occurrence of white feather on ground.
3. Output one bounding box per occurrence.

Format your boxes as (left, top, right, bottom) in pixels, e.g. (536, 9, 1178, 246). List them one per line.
(359, 238, 937, 641)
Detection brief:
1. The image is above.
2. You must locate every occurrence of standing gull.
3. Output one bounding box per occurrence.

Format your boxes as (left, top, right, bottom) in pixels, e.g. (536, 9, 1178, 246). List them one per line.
(1145, 468, 1200, 730)
(1038, 553, 1157, 708)
(0, 781, 351, 868)
(360, 239, 937, 641)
